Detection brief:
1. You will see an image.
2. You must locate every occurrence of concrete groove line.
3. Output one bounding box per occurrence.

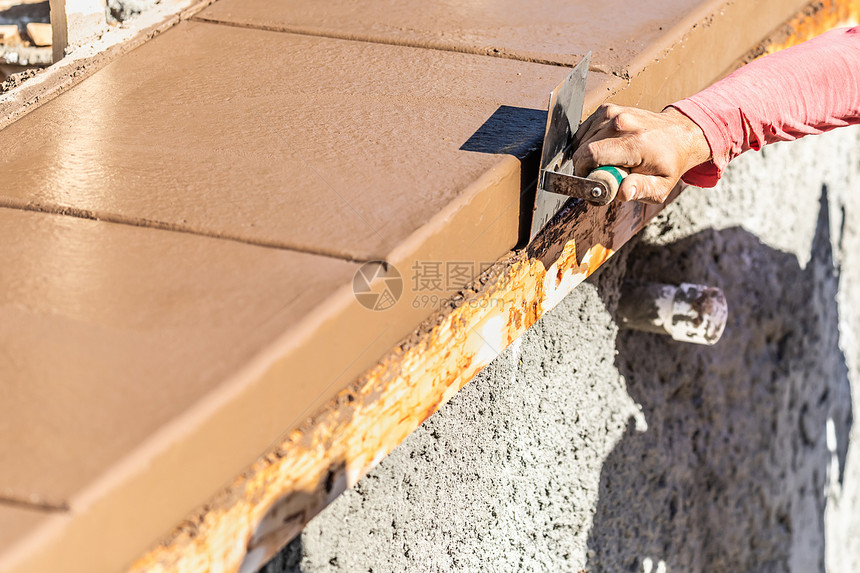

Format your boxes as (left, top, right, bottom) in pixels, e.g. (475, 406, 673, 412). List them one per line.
(0, 198, 373, 264)
(190, 15, 608, 72)
(0, 495, 69, 514)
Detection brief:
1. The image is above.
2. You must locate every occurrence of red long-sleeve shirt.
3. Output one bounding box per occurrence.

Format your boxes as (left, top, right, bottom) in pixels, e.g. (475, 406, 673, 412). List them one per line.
(671, 26, 860, 188)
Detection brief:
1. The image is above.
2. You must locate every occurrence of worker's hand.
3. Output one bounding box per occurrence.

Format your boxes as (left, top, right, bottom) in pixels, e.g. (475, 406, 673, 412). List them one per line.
(571, 104, 711, 203)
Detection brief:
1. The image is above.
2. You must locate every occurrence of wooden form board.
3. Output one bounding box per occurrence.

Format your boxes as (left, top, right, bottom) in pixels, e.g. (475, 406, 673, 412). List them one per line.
(48, 0, 106, 62)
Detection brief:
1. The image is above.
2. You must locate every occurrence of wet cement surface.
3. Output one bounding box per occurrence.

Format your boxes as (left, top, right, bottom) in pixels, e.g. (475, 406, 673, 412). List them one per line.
(265, 127, 860, 572)
(199, 0, 717, 73)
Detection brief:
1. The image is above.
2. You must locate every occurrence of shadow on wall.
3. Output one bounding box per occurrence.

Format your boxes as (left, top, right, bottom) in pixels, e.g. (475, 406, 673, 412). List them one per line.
(587, 187, 852, 572)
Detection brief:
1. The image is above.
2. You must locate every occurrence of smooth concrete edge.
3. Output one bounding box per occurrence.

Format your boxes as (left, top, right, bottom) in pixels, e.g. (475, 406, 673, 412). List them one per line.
(0, 0, 215, 131)
(386, 156, 523, 266)
(0, 246, 370, 573)
(725, 0, 860, 76)
(0, 507, 68, 572)
(123, 3, 859, 572)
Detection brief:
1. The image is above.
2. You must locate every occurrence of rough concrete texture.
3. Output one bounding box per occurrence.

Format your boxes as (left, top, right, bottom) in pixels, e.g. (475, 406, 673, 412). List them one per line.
(106, 0, 158, 23)
(264, 124, 860, 572)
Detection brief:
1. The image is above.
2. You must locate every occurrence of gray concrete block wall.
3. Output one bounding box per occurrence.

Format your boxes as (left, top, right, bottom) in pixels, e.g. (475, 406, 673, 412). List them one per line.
(264, 125, 860, 573)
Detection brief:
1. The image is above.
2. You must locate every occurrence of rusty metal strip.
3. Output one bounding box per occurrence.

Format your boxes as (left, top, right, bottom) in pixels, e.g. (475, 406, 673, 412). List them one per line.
(129, 2, 858, 572)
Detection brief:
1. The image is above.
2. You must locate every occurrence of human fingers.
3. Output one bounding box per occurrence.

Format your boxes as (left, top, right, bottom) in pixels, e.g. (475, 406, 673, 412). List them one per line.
(572, 103, 621, 147)
(618, 172, 673, 204)
(570, 122, 621, 175)
(572, 108, 605, 148)
(572, 135, 641, 177)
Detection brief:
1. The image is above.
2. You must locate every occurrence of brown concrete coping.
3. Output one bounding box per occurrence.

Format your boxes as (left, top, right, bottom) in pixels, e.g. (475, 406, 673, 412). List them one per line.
(1, 0, 857, 571)
(195, 0, 709, 72)
(195, 0, 810, 76)
(0, 205, 354, 504)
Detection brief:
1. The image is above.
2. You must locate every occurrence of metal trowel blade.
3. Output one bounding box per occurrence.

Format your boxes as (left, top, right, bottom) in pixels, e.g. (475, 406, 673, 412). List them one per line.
(528, 52, 590, 243)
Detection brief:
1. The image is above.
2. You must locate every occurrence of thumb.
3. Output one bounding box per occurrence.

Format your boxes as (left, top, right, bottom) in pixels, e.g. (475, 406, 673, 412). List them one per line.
(618, 172, 673, 204)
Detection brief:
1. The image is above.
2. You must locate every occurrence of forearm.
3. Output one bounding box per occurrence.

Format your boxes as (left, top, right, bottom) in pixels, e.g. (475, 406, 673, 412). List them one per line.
(672, 26, 860, 188)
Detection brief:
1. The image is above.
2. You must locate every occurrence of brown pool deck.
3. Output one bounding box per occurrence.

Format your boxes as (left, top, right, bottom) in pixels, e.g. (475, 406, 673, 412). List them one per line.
(0, 0, 857, 571)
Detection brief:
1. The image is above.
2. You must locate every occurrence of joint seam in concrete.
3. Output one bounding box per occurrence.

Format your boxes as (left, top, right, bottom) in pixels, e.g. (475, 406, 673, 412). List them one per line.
(189, 15, 609, 72)
(0, 496, 69, 514)
(0, 198, 372, 264)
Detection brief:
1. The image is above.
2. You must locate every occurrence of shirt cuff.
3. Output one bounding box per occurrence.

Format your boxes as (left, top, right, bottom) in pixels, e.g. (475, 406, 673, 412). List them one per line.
(668, 99, 731, 188)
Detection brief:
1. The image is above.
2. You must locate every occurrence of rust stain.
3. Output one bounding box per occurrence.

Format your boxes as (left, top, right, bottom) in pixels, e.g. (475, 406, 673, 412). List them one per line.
(749, 0, 859, 61)
(767, 0, 859, 51)
(128, 4, 858, 573)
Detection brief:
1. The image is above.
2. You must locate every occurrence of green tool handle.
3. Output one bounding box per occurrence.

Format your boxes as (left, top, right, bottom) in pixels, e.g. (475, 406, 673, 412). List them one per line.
(587, 166, 628, 203)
